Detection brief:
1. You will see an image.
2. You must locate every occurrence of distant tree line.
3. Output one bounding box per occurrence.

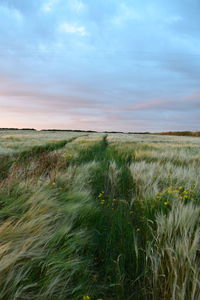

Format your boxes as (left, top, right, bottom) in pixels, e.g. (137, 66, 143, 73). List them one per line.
(41, 129, 97, 133)
(1, 128, 199, 137)
(42, 129, 150, 134)
(0, 128, 36, 131)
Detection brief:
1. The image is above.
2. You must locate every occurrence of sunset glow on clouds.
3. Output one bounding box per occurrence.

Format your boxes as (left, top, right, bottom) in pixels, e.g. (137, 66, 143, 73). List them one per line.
(0, 0, 200, 131)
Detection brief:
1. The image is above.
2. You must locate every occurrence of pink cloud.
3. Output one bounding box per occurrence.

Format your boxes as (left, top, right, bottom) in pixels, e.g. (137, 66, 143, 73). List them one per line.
(124, 92, 200, 111)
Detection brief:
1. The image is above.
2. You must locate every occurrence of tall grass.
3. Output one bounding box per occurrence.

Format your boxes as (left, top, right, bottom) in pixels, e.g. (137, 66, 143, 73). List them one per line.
(147, 201, 200, 300)
(0, 132, 199, 299)
(0, 178, 97, 299)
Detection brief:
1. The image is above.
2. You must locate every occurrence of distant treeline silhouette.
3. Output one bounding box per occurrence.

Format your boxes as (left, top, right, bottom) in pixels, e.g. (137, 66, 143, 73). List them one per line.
(42, 129, 150, 134)
(1, 128, 147, 134)
(41, 129, 97, 133)
(0, 128, 199, 136)
(0, 128, 36, 131)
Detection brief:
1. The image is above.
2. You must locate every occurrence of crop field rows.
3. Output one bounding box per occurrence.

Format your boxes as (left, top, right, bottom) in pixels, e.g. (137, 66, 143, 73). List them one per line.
(0, 131, 199, 300)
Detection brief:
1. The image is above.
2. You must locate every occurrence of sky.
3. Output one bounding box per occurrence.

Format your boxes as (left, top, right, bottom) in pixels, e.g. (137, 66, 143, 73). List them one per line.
(0, 0, 200, 132)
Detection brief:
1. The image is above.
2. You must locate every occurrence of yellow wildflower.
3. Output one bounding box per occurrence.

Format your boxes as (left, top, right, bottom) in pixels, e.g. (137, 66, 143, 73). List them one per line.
(164, 201, 169, 206)
(83, 296, 91, 300)
(100, 200, 105, 205)
(51, 182, 56, 185)
(136, 228, 140, 232)
(64, 153, 72, 159)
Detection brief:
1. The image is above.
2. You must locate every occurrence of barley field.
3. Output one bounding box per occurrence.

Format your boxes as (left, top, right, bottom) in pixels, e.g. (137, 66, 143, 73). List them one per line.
(0, 130, 199, 300)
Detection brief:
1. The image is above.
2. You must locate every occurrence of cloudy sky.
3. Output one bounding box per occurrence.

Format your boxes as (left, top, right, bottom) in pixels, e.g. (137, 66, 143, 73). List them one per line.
(0, 0, 200, 131)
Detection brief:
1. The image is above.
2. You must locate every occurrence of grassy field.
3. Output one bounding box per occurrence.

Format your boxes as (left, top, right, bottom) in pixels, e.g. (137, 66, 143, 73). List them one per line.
(0, 130, 199, 300)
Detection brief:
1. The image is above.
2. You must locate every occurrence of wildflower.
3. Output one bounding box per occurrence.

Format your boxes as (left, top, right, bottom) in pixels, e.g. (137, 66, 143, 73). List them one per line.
(64, 153, 72, 159)
(164, 201, 170, 206)
(83, 296, 91, 300)
(100, 199, 105, 205)
(136, 228, 140, 232)
(97, 298, 104, 300)
(51, 181, 56, 185)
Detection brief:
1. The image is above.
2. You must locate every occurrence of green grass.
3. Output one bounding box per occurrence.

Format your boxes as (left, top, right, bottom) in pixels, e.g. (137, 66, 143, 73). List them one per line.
(0, 131, 199, 300)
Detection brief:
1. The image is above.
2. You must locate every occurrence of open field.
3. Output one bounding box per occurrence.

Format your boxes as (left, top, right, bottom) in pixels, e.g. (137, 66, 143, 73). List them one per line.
(0, 130, 199, 300)
(155, 131, 200, 137)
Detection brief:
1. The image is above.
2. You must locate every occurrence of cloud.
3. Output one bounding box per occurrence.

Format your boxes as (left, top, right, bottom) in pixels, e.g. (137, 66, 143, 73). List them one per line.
(0, 0, 200, 131)
(125, 92, 200, 112)
(41, 0, 58, 13)
(112, 3, 141, 26)
(69, 0, 85, 13)
(58, 22, 88, 36)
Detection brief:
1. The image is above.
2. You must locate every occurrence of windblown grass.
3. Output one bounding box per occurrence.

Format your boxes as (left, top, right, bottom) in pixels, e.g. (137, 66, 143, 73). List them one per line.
(0, 131, 199, 299)
(147, 201, 200, 300)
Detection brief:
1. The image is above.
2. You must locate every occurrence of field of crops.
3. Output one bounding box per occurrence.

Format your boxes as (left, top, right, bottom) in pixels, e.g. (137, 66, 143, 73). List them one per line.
(0, 130, 199, 300)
